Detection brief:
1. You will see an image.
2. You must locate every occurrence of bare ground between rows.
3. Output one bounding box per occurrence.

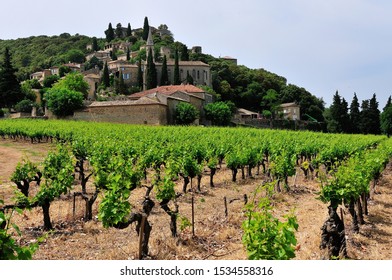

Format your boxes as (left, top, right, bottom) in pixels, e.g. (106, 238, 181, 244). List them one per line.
(1, 138, 392, 260)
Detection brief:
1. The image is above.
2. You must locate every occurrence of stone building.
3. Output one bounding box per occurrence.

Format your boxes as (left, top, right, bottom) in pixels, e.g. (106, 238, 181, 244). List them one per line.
(279, 102, 301, 120)
(73, 85, 212, 125)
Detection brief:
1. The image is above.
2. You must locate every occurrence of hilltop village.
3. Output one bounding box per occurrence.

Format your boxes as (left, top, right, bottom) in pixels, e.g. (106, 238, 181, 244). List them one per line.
(2, 17, 391, 134)
(21, 20, 301, 126)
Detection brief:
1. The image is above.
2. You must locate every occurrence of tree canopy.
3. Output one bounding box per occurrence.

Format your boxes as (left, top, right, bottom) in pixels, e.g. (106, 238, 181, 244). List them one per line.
(0, 47, 24, 108)
(175, 102, 199, 125)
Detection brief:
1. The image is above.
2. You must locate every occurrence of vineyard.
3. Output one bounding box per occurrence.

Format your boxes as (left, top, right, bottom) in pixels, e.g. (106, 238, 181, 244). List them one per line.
(1, 119, 392, 260)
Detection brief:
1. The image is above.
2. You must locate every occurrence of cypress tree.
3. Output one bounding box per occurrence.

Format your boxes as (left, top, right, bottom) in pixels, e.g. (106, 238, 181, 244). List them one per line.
(142, 17, 150, 41)
(174, 49, 181, 85)
(126, 48, 130, 61)
(186, 72, 194, 85)
(137, 57, 143, 90)
(160, 55, 169, 86)
(328, 91, 343, 133)
(126, 23, 132, 37)
(115, 23, 123, 39)
(116, 71, 126, 94)
(102, 61, 110, 88)
(92, 37, 99, 51)
(349, 93, 361, 134)
(383, 95, 391, 111)
(368, 93, 381, 134)
(0, 47, 23, 109)
(180, 44, 189, 61)
(146, 48, 157, 90)
(106, 23, 115, 42)
(381, 97, 392, 137)
(360, 100, 372, 134)
(340, 98, 350, 133)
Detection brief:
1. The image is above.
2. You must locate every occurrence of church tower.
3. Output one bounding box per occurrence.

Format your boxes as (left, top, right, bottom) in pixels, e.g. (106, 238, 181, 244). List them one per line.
(146, 27, 154, 61)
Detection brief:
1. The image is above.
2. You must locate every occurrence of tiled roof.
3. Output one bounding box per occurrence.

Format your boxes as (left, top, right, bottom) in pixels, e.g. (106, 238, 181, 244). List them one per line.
(280, 102, 298, 107)
(130, 85, 205, 98)
(89, 96, 164, 107)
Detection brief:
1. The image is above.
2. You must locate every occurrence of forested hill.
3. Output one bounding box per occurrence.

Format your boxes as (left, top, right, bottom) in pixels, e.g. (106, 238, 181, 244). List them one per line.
(0, 30, 325, 122)
(0, 33, 95, 80)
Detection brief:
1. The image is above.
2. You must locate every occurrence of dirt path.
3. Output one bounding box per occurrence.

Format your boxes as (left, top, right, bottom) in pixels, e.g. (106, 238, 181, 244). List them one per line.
(1, 139, 392, 260)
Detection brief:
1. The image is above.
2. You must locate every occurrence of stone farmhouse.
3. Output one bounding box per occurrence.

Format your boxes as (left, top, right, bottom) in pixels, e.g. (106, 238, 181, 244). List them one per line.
(74, 85, 213, 125)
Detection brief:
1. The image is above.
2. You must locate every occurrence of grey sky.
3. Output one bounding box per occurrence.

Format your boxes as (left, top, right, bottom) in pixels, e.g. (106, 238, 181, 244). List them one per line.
(2, 0, 392, 108)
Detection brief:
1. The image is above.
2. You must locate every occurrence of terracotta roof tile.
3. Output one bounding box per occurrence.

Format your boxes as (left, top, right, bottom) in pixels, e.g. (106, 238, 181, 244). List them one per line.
(130, 85, 205, 98)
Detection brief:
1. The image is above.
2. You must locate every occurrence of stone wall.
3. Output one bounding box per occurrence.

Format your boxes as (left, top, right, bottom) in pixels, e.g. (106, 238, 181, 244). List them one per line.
(73, 104, 168, 125)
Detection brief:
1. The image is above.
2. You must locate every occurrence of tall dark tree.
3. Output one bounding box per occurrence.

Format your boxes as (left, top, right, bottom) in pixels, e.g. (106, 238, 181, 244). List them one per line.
(126, 23, 132, 37)
(106, 23, 115, 42)
(368, 93, 381, 134)
(142, 17, 150, 41)
(110, 51, 117, 61)
(340, 98, 351, 133)
(0, 47, 23, 109)
(160, 55, 169, 86)
(180, 44, 189, 61)
(328, 91, 343, 133)
(349, 93, 361, 134)
(146, 48, 157, 90)
(381, 100, 392, 137)
(383, 95, 391, 111)
(126, 48, 130, 61)
(359, 100, 372, 134)
(137, 57, 144, 90)
(92, 37, 99, 51)
(115, 71, 126, 94)
(174, 49, 181, 85)
(115, 23, 123, 39)
(102, 61, 110, 88)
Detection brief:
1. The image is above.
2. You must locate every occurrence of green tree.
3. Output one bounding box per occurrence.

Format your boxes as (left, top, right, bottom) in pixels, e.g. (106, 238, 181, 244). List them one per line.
(146, 48, 157, 90)
(0, 47, 24, 109)
(52, 72, 89, 99)
(126, 48, 130, 61)
(106, 23, 115, 42)
(142, 17, 150, 41)
(328, 91, 349, 133)
(160, 55, 169, 86)
(174, 49, 181, 85)
(126, 23, 132, 37)
(383, 95, 391, 111)
(45, 88, 84, 117)
(42, 75, 59, 88)
(359, 100, 372, 134)
(115, 23, 123, 39)
(261, 89, 280, 118)
(186, 72, 194, 85)
(137, 57, 143, 90)
(92, 37, 99, 51)
(116, 71, 126, 94)
(84, 56, 103, 71)
(381, 104, 392, 137)
(175, 102, 199, 125)
(368, 93, 381, 134)
(204, 101, 233, 126)
(102, 61, 110, 88)
(349, 93, 361, 134)
(64, 49, 85, 63)
(180, 44, 189, 61)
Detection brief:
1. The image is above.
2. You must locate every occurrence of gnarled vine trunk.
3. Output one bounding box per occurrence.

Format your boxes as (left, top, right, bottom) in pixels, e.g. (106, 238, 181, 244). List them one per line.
(320, 206, 347, 259)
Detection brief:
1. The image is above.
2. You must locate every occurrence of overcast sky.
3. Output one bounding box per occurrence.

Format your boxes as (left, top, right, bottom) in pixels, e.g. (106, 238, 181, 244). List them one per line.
(1, 0, 392, 108)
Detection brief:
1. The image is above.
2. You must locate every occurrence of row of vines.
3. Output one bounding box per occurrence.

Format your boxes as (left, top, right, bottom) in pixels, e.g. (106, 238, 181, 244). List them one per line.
(1, 119, 391, 260)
